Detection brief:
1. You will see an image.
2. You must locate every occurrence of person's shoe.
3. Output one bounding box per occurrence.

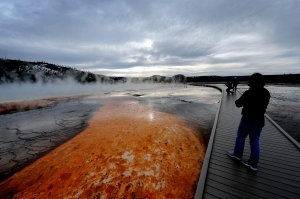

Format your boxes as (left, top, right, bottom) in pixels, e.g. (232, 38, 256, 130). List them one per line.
(248, 164, 258, 172)
(242, 160, 258, 172)
(227, 151, 241, 161)
(241, 160, 250, 167)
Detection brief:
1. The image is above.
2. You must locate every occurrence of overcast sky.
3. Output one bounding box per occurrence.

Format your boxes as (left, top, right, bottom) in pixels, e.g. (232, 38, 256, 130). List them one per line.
(1, 0, 300, 77)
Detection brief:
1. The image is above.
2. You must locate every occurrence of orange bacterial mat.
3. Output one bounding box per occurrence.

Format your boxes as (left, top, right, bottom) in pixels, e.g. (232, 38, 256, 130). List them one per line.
(0, 98, 206, 198)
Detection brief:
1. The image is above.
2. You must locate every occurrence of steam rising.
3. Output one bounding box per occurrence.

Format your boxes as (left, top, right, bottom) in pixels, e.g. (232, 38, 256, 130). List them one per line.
(0, 59, 187, 103)
(0, 80, 164, 103)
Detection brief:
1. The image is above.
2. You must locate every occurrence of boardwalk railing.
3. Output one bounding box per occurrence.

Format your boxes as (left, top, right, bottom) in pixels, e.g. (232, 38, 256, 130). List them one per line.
(265, 114, 300, 149)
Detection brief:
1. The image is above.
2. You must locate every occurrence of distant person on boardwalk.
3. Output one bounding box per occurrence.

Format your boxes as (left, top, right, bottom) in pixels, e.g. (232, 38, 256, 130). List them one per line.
(228, 73, 270, 171)
(225, 80, 234, 94)
(232, 77, 239, 93)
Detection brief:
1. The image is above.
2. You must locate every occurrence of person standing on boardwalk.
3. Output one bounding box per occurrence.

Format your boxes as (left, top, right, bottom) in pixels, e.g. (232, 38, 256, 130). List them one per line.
(228, 73, 270, 171)
(232, 77, 239, 93)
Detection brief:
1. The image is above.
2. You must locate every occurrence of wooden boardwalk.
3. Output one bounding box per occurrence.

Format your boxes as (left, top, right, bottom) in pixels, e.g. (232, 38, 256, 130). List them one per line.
(194, 86, 300, 199)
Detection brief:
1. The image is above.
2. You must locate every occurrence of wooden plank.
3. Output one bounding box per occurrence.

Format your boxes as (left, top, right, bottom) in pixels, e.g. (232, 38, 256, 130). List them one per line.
(209, 166, 300, 198)
(204, 185, 240, 199)
(209, 158, 300, 186)
(207, 174, 288, 199)
(265, 114, 300, 149)
(213, 138, 299, 156)
(203, 193, 221, 199)
(210, 154, 300, 180)
(206, 178, 271, 199)
(209, 164, 300, 194)
(212, 146, 300, 169)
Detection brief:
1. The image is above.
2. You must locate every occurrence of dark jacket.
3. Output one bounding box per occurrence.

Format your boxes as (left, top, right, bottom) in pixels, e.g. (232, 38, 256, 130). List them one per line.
(235, 87, 270, 122)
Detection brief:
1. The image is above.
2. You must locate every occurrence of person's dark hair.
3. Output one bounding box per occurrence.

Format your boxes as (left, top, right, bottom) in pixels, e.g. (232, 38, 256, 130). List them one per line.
(248, 73, 265, 88)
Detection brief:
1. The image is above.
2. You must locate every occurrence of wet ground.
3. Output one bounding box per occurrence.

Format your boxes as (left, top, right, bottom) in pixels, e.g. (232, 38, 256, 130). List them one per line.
(0, 96, 101, 179)
(0, 85, 220, 198)
(128, 86, 220, 142)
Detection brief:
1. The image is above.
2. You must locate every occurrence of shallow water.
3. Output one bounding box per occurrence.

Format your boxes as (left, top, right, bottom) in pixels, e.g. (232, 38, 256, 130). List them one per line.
(0, 82, 162, 103)
(124, 86, 220, 142)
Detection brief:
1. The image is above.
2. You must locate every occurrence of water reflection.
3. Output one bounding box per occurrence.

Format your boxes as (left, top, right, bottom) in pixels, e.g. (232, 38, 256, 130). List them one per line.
(148, 112, 155, 121)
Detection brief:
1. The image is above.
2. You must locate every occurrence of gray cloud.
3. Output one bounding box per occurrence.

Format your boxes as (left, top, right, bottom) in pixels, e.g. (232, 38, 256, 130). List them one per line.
(0, 0, 300, 76)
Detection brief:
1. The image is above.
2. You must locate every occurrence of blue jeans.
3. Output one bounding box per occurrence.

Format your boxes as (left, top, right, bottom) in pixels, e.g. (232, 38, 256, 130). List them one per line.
(233, 117, 264, 167)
